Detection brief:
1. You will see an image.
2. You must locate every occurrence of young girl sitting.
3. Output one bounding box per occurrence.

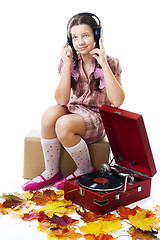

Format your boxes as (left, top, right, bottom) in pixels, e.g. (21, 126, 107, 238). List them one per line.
(22, 12, 125, 191)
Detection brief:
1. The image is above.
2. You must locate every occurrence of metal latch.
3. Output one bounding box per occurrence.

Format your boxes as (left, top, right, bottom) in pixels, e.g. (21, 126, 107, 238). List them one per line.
(79, 188, 85, 196)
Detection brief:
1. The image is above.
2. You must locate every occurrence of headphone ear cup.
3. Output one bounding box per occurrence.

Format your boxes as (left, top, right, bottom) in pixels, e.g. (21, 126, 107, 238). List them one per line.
(94, 29, 101, 46)
(67, 36, 73, 48)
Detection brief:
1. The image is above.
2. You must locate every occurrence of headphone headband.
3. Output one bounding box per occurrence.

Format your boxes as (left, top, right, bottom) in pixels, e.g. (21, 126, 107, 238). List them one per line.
(74, 12, 101, 26)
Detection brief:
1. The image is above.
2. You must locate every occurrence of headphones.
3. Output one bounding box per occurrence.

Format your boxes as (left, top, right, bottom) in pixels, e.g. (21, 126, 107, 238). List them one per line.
(67, 12, 102, 49)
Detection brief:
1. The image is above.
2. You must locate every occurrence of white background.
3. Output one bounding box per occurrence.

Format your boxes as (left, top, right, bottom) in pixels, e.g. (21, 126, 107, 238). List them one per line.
(0, 0, 160, 239)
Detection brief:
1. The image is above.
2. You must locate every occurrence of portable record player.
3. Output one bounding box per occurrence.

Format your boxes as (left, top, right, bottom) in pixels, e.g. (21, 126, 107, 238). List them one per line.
(64, 105, 157, 214)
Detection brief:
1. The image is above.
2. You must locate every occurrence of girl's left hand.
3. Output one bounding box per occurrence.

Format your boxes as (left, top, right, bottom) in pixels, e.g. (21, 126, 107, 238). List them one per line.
(90, 39, 107, 67)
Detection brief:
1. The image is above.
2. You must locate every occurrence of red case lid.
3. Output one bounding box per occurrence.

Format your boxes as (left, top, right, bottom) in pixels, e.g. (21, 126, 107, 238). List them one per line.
(99, 105, 156, 177)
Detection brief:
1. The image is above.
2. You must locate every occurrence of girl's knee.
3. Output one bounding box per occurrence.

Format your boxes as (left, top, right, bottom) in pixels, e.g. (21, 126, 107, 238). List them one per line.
(41, 106, 58, 129)
(55, 116, 72, 142)
(41, 105, 68, 130)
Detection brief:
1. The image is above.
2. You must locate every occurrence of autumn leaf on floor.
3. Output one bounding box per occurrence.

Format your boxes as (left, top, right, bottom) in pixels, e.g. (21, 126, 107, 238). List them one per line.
(51, 214, 78, 227)
(116, 205, 141, 219)
(77, 208, 120, 223)
(40, 199, 73, 217)
(79, 218, 122, 236)
(0, 191, 31, 212)
(2, 198, 26, 209)
(128, 226, 160, 240)
(98, 213, 121, 222)
(76, 208, 99, 222)
(128, 209, 155, 232)
(22, 209, 40, 221)
(84, 233, 114, 240)
(30, 189, 60, 206)
(151, 205, 160, 231)
(0, 202, 8, 215)
(100, 219, 122, 233)
(80, 221, 102, 237)
(1, 192, 26, 201)
(21, 190, 34, 200)
(38, 222, 82, 240)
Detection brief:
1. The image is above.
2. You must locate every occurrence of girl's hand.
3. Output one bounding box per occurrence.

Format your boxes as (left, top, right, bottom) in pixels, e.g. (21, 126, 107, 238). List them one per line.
(90, 39, 107, 67)
(60, 42, 73, 64)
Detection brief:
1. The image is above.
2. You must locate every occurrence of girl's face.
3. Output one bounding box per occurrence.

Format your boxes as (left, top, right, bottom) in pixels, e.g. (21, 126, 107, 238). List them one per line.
(71, 24, 96, 55)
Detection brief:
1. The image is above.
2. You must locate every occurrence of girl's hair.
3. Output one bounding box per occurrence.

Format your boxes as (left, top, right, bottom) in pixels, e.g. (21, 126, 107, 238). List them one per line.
(67, 13, 102, 93)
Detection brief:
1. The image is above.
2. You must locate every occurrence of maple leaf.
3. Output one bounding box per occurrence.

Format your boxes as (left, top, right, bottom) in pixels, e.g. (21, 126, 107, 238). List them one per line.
(117, 205, 141, 219)
(38, 222, 82, 240)
(98, 213, 121, 222)
(128, 226, 160, 240)
(51, 214, 78, 227)
(1, 192, 25, 201)
(80, 221, 102, 237)
(30, 189, 59, 206)
(76, 208, 99, 222)
(100, 219, 122, 233)
(2, 198, 24, 209)
(0, 202, 8, 215)
(128, 210, 155, 232)
(84, 233, 114, 240)
(38, 211, 51, 223)
(151, 205, 160, 231)
(80, 219, 122, 237)
(55, 189, 64, 196)
(40, 199, 73, 217)
(77, 208, 120, 224)
(97, 233, 114, 240)
(21, 190, 34, 200)
(22, 209, 40, 221)
(84, 233, 97, 240)
(37, 221, 58, 235)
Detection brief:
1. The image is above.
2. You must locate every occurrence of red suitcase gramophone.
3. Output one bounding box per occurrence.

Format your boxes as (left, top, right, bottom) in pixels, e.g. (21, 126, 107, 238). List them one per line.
(64, 105, 157, 214)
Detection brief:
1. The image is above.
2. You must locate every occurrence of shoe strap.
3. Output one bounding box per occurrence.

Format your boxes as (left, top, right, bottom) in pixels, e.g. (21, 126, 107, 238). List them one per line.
(38, 174, 46, 181)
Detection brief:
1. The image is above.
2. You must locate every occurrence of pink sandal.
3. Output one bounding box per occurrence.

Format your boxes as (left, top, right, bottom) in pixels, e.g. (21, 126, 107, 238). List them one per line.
(55, 173, 76, 190)
(22, 170, 62, 191)
(55, 169, 96, 190)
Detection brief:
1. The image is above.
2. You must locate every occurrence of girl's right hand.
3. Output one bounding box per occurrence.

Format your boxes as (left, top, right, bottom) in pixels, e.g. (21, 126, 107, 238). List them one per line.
(60, 42, 73, 64)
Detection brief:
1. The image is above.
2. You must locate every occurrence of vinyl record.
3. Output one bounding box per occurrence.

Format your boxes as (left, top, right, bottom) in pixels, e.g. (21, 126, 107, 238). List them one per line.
(78, 169, 124, 192)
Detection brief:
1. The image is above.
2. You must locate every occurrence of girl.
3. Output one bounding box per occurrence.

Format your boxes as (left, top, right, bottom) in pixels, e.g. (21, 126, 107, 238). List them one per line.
(22, 12, 125, 191)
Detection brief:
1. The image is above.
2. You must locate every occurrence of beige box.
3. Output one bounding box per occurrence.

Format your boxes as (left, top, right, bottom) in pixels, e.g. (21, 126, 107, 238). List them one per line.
(23, 129, 110, 179)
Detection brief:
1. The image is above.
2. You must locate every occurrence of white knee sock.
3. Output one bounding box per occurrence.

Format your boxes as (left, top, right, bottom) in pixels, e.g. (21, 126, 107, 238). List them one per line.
(64, 138, 94, 180)
(32, 138, 61, 183)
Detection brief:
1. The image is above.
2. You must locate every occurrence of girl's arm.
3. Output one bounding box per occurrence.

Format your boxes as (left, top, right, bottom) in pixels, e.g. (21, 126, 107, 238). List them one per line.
(100, 61, 125, 107)
(54, 43, 73, 105)
(90, 39, 125, 108)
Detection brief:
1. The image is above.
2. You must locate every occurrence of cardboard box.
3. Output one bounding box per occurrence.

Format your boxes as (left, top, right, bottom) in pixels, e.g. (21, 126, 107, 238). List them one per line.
(23, 129, 110, 179)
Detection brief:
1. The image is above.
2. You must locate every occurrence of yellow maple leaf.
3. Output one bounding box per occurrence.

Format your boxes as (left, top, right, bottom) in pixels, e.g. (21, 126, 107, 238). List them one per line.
(101, 220, 122, 233)
(79, 221, 101, 237)
(7, 206, 31, 218)
(80, 219, 122, 236)
(41, 199, 73, 218)
(128, 210, 155, 232)
(56, 190, 64, 196)
(24, 190, 34, 200)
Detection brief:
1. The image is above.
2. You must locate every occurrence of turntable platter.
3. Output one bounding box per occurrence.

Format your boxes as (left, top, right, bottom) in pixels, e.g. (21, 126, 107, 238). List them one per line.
(78, 169, 124, 192)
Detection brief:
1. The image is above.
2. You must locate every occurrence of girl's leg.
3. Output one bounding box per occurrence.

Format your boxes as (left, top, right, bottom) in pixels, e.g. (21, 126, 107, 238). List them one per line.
(22, 105, 68, 191)
(55, 114, 94, 188)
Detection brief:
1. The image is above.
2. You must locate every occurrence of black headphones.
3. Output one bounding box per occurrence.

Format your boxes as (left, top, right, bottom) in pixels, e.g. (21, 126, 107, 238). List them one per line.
(67, 12, 102, 49)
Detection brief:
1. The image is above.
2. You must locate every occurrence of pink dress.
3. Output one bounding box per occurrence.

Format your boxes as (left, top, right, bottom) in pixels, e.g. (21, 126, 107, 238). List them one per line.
(58, 54, 122, 144)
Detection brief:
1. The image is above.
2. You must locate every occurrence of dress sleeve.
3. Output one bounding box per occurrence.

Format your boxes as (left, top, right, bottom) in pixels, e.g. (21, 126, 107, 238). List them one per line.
(107, 56, 122, 77)
(58, 58, 64, 75)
